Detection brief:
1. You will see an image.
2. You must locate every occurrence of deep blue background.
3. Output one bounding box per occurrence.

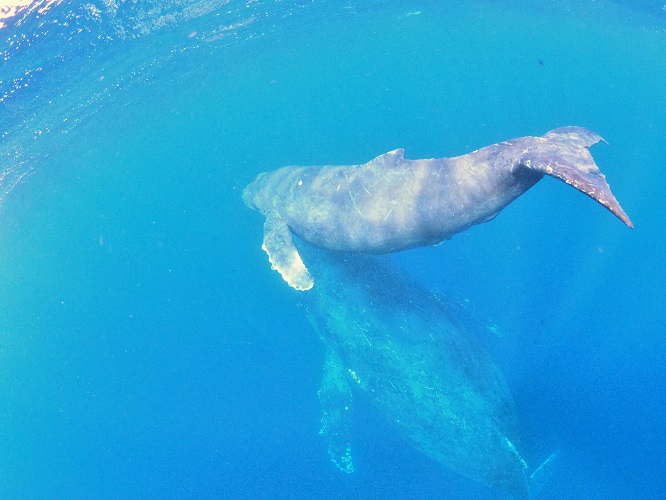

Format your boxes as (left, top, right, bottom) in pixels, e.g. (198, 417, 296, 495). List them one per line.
(0, 1, 664, 498)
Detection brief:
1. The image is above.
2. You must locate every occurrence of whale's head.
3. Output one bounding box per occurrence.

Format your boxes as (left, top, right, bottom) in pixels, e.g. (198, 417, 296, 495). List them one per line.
(242, 171, 270, 212)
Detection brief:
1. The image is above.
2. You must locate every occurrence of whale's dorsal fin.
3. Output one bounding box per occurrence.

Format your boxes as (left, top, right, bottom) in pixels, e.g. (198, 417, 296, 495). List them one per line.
(261, 210, 314, 291)
(318, 347, 354, 473)
(368, 148, 405, 168)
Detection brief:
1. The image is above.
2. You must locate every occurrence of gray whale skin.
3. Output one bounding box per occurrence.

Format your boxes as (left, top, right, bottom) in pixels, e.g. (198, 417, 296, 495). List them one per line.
(243, 127, 633, 290)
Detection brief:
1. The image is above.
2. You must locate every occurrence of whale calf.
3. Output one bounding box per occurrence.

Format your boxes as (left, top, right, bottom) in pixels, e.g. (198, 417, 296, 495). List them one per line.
(243, 126, 633, 290)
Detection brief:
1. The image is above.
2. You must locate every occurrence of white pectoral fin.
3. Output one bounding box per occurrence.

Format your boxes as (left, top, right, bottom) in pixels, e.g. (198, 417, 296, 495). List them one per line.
(318, 347, 354, 474)
(262, 210, 314, 291)
(528, 450, 559, 496)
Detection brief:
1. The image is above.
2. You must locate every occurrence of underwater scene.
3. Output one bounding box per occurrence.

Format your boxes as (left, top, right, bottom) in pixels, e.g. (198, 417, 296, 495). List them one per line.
(0, 0, 664, 498)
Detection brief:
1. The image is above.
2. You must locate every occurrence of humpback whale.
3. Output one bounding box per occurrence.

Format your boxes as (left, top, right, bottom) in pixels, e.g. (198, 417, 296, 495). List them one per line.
(243, 127, 633, 290)
(299, 243, 542, 499)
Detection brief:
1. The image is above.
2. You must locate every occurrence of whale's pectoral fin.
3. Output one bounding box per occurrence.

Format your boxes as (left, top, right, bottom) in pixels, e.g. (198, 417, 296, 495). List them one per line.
(318, 347, 354, 474)
(261, 210, 314, 291)
(528, 451, 559, 497)
(520, 126, 633, 228)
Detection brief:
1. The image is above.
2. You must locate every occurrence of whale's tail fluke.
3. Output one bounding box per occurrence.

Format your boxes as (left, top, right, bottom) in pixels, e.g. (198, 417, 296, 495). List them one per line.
(520, 126, 634, 228)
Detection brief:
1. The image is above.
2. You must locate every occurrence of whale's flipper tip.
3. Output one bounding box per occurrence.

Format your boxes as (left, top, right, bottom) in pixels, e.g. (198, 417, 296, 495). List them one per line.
(528, 450, 559, 497)
(262, 210, 314, 291)
(522, 127, 633, 229)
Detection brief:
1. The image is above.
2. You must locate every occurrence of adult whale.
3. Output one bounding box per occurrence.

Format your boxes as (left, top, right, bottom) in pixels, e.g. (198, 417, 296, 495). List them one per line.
(243, 126, 633, 290)
(298, 243, 554, 498)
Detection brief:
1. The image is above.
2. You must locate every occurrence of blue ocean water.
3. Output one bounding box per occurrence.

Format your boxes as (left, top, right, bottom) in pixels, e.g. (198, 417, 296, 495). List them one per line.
(0, 0, 664, 498)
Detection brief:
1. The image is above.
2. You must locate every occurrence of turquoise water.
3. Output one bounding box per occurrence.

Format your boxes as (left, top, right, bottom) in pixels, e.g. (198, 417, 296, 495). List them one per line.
(0, 1, 664, 497)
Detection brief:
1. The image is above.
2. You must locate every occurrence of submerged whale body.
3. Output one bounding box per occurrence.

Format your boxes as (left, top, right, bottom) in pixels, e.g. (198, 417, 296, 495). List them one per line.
(300, 244, 533, 498)
(243, 126, 633, 290)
